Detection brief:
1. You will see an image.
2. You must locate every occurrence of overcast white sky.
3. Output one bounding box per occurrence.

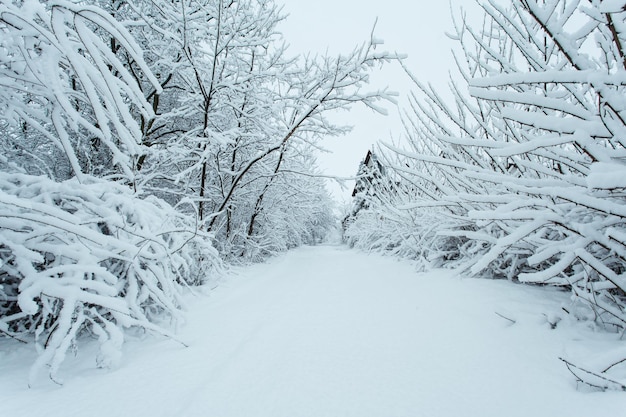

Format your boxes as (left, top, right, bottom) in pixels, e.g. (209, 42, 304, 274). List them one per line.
(279, 0, 482, 203)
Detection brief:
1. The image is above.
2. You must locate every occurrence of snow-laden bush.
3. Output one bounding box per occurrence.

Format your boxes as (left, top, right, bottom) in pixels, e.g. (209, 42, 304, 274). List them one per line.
(0, 0, 160, 183)
(344, 199, 471, 270)
(343, 142, 472, 269)
(460, 1, 626, 335)
(347, 0, 626, 389)
(352, 0, 626, 317)
(0, 172, 219, 385)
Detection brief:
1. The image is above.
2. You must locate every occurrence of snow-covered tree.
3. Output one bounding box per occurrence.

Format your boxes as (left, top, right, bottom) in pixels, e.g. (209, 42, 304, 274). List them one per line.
(346, 0, 626, 388)
(117, 0, 398, 258)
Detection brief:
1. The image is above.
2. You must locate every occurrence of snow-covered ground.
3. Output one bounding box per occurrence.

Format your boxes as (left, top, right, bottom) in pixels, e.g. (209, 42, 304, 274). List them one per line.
(2, 245, 625, 416)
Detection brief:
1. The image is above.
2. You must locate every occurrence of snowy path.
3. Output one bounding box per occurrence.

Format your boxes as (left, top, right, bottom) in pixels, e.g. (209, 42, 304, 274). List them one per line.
(2, 245, 625, 416)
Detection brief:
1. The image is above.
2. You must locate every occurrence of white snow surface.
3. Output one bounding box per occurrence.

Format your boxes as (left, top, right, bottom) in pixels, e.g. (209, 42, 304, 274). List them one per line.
(2, 245, 625, 416)
(587, 162, 626, 189)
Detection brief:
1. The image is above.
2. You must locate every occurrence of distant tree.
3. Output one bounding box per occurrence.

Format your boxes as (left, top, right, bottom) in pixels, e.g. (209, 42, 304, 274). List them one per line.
(342, 150, 387, 234)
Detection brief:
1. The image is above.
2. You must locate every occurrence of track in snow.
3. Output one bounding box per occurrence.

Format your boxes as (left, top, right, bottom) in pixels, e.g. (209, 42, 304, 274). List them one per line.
(2, 245, 625, 416)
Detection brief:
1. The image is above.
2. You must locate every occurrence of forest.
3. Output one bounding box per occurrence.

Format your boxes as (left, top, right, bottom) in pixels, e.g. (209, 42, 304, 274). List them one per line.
(1, 0, 625, 390)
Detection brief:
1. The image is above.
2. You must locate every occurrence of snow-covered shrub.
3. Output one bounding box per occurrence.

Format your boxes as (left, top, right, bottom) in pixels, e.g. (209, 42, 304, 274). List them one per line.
(346, 0, 626, 388)
(356, 0, 626, 312)
(0, 172, 219, 384)
(0, 0, 160, 183)
(453, 0, 626, 329)
(343, 141, 479, 269)
(344, 196, 471, 270)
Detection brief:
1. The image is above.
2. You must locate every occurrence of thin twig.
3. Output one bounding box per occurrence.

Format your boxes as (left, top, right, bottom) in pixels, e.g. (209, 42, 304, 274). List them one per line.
(0, 328, 28, 344)
(560, 357, 626, 391)
(495, 311, 516, 324)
